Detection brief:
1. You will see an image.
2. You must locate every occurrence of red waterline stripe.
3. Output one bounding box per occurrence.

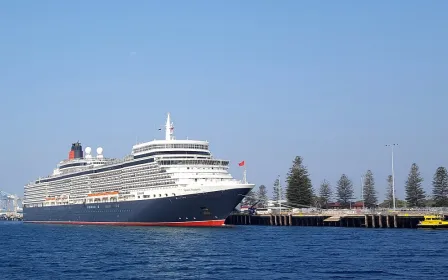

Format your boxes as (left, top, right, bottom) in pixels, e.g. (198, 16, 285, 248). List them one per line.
(24, 219, 226, 227)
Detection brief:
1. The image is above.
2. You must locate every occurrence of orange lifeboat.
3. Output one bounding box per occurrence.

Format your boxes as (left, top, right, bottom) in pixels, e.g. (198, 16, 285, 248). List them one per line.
(87, 191, 119, 197)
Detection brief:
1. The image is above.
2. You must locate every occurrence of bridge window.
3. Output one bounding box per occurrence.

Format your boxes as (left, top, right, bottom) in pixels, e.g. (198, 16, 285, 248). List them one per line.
(133, 144, 209, 154)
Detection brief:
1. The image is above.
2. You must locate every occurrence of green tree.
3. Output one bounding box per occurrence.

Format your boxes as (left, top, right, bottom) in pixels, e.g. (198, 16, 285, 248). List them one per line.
(362, 170, 378, 208)
(424, 198, 435, 207)
(385, 175, 395, 208)
(319, 179, 332, 209)
(379, 199, 406, 208)
(312, 195, 321, 208)
(242, 187, 258, 206)
(257, 184, 269, 207)
(272, 177, 284, 201)
(432, 166, 448, 207)
(336, 174, 354, 208)
(286, 156, 314, 207)
(396, 199, 406, 208)
(378, 200, 389, 208)
(405, 163, 426, 207)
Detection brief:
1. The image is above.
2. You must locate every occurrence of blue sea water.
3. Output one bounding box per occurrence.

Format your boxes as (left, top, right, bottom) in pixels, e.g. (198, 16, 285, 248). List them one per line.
(1, 222, 447, 280)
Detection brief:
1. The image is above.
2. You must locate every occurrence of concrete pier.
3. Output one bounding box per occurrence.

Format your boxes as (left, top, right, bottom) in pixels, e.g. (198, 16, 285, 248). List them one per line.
(225, 213, 443, 229)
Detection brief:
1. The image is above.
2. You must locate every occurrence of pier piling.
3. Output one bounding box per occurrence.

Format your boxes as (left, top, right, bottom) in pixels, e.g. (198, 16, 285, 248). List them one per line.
(225, 212, 432, 229)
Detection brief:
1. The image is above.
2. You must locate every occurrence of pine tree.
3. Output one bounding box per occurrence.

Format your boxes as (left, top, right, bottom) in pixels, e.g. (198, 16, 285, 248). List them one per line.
(432, 166, 448, 207)
(319, 179, 332, 209)
(362, 170, 378, 208)
(336, 174, 354, 208)
(405, 163, 426, 208)
(272, 177, 282, 201)
(242, 187, 258, 206)
(257, 185, 269, 207)
(286, 156, 314, 207)
(385, 175, 394, 208)
(312, 195, 321, 208)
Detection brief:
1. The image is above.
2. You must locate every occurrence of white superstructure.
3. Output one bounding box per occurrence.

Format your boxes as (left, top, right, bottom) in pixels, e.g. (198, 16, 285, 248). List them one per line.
(24, 113, 252, 208)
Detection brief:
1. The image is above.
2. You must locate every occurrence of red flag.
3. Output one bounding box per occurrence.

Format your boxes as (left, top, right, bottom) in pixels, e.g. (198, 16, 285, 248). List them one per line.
(238, 160, 245, 166)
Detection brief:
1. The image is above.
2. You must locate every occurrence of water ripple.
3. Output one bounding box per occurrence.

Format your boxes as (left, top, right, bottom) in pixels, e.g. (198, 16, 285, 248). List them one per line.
(1, 222, 448, 279)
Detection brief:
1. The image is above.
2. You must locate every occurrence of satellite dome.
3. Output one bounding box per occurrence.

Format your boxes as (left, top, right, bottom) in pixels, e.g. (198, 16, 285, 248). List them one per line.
(85, 147, 92, 154)
(96, 147, 103, 155)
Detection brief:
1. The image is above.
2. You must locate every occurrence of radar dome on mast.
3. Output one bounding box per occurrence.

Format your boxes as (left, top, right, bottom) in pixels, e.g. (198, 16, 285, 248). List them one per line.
(85, 147, 92, 159)
(96, 147, 104, 159)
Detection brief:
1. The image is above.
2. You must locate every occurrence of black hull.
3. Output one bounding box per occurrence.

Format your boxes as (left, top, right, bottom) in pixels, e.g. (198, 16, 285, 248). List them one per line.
(24, 187, 250, 227)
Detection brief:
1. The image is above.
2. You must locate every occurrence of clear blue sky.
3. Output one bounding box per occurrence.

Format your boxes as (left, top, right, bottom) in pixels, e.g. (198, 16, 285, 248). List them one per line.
(1, 1, 447, 202)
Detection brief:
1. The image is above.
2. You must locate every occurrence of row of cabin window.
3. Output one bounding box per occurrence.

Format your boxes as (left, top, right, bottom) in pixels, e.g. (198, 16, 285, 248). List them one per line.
(141, 193, 175, 198)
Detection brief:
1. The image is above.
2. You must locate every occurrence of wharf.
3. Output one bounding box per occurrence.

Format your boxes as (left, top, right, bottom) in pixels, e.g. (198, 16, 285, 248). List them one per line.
(224, 211, 447, 229)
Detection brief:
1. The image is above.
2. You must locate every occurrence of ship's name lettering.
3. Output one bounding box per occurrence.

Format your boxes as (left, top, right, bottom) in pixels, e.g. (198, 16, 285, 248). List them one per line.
(185, 188, 201, 191)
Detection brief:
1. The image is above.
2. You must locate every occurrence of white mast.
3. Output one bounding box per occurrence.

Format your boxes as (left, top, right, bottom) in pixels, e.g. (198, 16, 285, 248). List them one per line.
(165, 113, 174, 140)
(243, 167, 247, 183)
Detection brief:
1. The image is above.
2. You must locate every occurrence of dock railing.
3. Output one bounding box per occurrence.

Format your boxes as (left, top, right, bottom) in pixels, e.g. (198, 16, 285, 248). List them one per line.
(243, 207, 448, 216)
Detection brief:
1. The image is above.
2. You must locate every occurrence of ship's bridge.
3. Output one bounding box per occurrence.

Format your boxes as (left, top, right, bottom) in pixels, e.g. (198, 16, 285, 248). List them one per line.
(131, 113, 212, 159)
(132, 140, 211, 159)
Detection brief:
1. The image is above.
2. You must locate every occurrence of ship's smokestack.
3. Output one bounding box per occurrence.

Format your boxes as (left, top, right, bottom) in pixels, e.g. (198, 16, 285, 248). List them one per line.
(69, 142, 83, 160)
(68, 149, 74, 160)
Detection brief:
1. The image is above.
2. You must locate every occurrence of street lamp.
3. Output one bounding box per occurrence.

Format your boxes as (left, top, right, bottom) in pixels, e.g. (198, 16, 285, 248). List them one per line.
(361, 175, 365, 210)
(385, 144, 398, 210)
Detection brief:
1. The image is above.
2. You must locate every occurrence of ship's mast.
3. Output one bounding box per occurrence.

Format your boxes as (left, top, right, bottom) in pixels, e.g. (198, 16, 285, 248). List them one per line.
(165, 113, 174, 140)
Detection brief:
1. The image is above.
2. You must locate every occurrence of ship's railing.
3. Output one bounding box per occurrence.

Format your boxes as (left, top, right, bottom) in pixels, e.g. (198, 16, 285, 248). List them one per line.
(158, 159, 229, 166)
(57, 157, 120, 166)
(35, 153, 232, 182)
(133, 143, 209, 154)
(38, 157, 125, 180)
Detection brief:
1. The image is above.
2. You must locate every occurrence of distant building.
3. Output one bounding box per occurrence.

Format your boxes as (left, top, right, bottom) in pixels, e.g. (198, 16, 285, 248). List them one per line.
(326, 202, 342, 209)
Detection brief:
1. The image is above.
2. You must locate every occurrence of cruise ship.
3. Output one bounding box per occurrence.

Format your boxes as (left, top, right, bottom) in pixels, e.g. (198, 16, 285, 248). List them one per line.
(23, 113, 254, 227)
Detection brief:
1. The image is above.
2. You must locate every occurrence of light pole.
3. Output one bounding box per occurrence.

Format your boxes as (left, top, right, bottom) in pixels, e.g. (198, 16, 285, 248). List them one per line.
(385, 144, 398, 210)
(277, 175, 281, 214)
(361, 175, 365, 210)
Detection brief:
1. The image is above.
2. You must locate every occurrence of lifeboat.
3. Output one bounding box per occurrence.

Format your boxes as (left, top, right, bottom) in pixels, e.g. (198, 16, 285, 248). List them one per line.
(87, 191, 119, 197)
